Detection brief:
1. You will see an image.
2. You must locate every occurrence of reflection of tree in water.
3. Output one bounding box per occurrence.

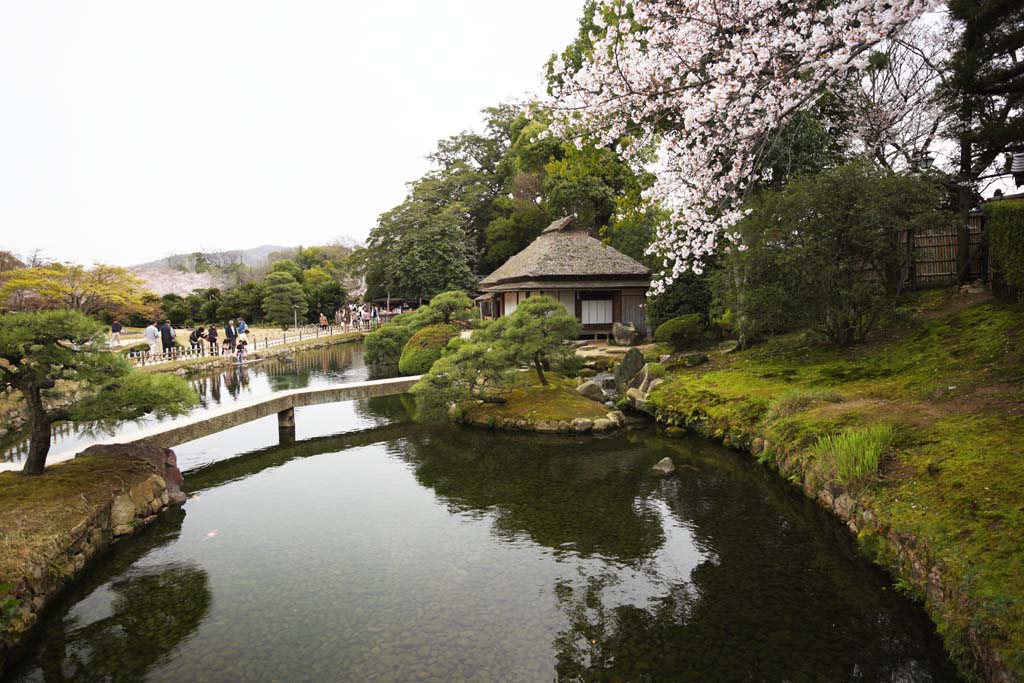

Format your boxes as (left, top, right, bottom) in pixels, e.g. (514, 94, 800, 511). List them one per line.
(394, 428, 666, 563)
(36, 564, 211, 683)
(9, 509, 213, 683)
(547, 434, 958, 682)
(353, 395, 415, 424)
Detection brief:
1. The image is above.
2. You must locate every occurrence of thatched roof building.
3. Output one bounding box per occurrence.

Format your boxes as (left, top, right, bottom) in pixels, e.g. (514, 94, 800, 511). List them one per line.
(478, 216, 651, 336)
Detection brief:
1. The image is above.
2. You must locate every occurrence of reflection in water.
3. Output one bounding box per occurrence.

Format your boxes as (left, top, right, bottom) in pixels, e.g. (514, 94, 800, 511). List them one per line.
(0, 344, 367, 467)
(9, 509, 212, 683)
(5, 402, 959, 682)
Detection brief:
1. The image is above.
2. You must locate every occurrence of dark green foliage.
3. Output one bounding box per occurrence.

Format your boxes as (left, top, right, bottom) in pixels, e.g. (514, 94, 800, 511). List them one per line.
(985, 199, 1024, 290)
(413, 295, 581, 419)
(653, 314, 705, 351)
(364, 291, 474, 376)
(262, 271, 307, 328)
(645, 273, 713, 330)
(417, 291, 477, 326)
(357, 103, 658, 290)
(364, 324, 413, 377)
(216, 282, 264, 324)
(0, 310, 197, 474)
(712, 161, 949, 346)
(398, 324, 460, 376)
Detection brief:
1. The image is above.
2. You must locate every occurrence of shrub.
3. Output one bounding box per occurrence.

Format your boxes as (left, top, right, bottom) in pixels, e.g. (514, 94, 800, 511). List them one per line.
(809, 423, 897, 486)
(985, 199, 1024, 291)
(364, 324, 413, 377)
(712, 161, 948, 345)
(398, 324, 459, 375)
(653, 314, 705, 350)
(646, 271, 712, 330)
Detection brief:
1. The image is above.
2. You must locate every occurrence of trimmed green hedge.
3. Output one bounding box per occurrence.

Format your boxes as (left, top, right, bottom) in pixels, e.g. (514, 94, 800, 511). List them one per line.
(986, 199, 1024, 288)
(398, 324, 459, 375)
(653, 314, 704, 350)
(364, 325, 413, 376)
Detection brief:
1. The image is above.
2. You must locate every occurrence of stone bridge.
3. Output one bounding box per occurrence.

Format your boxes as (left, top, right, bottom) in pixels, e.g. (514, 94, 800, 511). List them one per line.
(45, 376, 423, 465)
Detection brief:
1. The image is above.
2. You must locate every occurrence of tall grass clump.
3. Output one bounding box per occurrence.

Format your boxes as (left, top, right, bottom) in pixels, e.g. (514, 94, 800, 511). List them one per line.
(810, 423, 897, 486)
(767, 388, 843, 420)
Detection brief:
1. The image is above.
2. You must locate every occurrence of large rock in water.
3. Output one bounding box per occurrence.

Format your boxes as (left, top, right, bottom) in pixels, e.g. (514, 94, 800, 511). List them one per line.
(576, 380, 606, 402)
(612, 321, 640, 346)
(652, 457, 676, 476)
(77, 443, 186, 505)
(615, 348, 646, 392)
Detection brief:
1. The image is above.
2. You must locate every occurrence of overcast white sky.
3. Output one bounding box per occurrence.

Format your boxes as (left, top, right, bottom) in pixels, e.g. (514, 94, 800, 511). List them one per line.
(0, 1, 584, 266)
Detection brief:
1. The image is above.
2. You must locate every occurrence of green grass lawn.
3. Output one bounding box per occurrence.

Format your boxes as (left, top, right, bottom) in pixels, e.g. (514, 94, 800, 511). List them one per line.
(649, 289, 1024, 679)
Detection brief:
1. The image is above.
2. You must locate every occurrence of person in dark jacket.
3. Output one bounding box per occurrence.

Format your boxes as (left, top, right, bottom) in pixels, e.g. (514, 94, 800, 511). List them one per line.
(189, 326, 206, 355)
(160, 321, 175, 354)
(110, 320, 123, 346)
(225, 320, 238, 351)
(207, 324, 219, 355)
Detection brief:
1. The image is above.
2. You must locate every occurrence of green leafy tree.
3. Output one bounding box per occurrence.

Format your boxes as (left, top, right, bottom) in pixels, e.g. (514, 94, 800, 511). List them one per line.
(411, 340, 515, 421)
(0, 311, 197, 475)
(712, 161, 948, 346)
(418, 290, 477, 325)
(412, 295, 580, 419)
(262, 271, 307, 328)
(942, 1, 1024, 280)
(269, 259, 304, 284)
(493, 296, 581, 385)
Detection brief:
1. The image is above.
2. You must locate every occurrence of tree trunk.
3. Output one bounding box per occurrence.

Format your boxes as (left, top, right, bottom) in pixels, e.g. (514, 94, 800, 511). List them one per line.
(956, 94, 974, 284)
(21, 389, 53, 476)
(533, 353, 548, 386)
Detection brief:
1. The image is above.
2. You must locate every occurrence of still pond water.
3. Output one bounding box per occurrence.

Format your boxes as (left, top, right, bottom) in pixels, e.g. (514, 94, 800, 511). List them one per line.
(4, 346, 958, 682)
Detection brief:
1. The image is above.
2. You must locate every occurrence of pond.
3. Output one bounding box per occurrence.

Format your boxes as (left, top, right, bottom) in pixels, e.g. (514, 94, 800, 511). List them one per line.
(2, 346, 959, 681)
(0, 343, 368, 470)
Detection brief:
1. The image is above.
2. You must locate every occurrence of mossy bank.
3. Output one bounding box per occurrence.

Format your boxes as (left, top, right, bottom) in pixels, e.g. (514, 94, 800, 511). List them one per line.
(0, 445, 186, 676)
(646, 290, 1023, 682)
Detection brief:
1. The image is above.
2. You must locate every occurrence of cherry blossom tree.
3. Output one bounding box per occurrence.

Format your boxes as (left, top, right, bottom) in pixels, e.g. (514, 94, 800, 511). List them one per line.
(548, 0, 937, 290)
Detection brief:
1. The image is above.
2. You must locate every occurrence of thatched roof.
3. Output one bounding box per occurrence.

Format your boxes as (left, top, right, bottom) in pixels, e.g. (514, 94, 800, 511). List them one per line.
(479, 216, 650, 290)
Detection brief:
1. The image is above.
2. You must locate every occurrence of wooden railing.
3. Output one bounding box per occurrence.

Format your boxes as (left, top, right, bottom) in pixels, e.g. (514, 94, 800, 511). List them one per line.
(127, 323, 374, 367)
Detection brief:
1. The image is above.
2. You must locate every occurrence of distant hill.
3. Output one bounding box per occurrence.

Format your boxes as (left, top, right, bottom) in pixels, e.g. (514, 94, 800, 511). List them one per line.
(132, 244, 292, 271)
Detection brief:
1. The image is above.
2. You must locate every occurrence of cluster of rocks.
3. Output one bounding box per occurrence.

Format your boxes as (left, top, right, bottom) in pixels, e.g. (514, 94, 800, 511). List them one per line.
(576, 348, 669, 414)
(475, 410, 627, 434)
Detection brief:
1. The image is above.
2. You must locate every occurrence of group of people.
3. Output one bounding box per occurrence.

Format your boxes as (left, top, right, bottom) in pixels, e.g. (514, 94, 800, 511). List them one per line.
(337, 303, 400, 331)
(142, 318, 250, 362)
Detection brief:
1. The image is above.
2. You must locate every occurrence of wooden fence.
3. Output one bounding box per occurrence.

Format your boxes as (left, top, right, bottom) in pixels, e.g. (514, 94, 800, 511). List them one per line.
(127, 323, 372, 368)
(904, 213, 987, 287)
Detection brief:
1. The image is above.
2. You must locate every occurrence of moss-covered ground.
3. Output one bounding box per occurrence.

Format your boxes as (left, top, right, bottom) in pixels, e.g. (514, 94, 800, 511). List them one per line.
(648, 289, 1024, 679)
(0, 457, 154, 583)
(463, 373, 610, 426)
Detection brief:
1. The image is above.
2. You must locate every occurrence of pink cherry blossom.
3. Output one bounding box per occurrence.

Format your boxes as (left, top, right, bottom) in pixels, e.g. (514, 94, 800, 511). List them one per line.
(548, 0, 938, 292)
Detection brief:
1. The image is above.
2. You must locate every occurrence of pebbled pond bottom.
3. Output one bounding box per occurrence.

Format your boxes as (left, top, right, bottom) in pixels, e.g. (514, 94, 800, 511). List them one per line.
(4, 397, 959, 682)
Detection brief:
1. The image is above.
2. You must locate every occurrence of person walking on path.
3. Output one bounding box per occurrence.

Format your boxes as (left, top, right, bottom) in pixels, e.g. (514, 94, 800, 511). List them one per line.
(110, 320, 123, 347)
(207, 324, 219, 355)
(361, 306, 371, 329)
(160, 320, 175, 355)
(226, 320, 238, 351)
(189, 326, 206, 355)
(371, 306, 379, 329)
(144, 321, 160, 356)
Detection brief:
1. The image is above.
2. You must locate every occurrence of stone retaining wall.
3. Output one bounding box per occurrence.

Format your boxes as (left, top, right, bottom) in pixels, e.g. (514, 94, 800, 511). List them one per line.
(0, 445, 185, 677)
